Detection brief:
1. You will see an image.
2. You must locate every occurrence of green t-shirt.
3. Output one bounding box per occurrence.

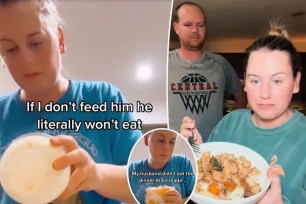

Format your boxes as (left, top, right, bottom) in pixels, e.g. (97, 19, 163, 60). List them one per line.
(208, 109, 306, 204)
(168, 49, 242, 142)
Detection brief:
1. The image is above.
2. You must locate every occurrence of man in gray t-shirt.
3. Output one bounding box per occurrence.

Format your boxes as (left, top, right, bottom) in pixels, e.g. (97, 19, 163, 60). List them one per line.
(168, 2, 247, 142)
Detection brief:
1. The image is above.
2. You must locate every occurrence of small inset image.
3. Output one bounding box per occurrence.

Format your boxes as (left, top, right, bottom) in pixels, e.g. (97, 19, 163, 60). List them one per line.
(127, 128, 196, 204)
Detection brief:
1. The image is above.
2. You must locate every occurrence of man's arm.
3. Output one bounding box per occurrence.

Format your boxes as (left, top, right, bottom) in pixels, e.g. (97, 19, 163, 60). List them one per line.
(233, 90, 247, 109)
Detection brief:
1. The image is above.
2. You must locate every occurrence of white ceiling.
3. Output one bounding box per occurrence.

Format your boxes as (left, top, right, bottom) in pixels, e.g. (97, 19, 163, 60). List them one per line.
(170, 0, 306, 52)
(59, 0, 172, 124)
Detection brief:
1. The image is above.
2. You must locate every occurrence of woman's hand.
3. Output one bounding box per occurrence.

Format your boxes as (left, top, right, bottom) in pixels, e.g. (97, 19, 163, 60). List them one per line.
(50, 135, 98, 201)
(180, 116, 203, 144)
(163, 189, 183, 204)
(257, 167, 284, 204)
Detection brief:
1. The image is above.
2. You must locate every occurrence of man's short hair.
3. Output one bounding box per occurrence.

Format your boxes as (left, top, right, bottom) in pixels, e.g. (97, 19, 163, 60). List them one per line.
(173, 1, 206, 23)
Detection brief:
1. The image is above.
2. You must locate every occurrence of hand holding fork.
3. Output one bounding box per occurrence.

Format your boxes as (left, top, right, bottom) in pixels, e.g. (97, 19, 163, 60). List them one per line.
(180, 116, 202, 152)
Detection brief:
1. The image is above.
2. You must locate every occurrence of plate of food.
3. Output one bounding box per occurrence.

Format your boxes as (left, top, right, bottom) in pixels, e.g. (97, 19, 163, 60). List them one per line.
(192, 142, 270, 204)
(0, 133, 71, 204)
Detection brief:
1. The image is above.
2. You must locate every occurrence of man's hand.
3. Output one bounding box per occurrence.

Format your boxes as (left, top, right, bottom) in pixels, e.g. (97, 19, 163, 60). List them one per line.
(180, 116, 203, 144)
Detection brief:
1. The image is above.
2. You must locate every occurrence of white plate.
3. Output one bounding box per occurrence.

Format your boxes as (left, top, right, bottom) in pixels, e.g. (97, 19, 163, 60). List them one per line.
(0, 133, 71, 204)
(192, 142, 270, 204)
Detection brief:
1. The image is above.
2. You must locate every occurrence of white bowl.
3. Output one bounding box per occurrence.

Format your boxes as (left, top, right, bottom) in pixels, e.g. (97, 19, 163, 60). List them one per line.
(0, 133, 71, 204)
(192, 142, 270, 204)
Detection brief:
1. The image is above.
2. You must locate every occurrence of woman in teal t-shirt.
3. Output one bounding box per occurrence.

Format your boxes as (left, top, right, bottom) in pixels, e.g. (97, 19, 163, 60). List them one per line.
(181, 26, 306, 204)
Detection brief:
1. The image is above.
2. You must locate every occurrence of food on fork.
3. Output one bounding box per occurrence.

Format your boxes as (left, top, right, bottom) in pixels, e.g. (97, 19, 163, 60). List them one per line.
(145, 185, 173, 204)
(196, 151, 261, 200)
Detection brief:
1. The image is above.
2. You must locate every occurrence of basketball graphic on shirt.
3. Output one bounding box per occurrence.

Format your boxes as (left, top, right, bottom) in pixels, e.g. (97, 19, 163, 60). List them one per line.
(170, 73, 218, 114)
(181, 73, 208, 83)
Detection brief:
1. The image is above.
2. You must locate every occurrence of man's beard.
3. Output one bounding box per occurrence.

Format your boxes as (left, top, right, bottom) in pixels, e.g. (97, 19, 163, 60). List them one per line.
(180, 37, 205, 51)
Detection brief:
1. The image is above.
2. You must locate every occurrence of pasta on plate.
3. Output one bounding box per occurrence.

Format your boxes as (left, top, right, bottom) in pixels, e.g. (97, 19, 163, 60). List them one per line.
(196, 151, 261, 200)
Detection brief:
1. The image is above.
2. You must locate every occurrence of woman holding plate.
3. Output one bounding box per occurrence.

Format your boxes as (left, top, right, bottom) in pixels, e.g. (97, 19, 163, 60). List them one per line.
(180, 25, 306, 204)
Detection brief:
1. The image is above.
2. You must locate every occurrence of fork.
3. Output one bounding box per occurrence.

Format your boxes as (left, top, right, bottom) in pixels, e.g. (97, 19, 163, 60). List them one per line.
(188, 131, 194, 143)
(190, 142, 201, 153)
(188, 131, 201, 153)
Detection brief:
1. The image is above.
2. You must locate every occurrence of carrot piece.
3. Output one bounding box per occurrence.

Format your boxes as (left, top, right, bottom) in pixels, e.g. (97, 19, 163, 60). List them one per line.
(224, 180, 236, 190)
(208, 183, 220, 195)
